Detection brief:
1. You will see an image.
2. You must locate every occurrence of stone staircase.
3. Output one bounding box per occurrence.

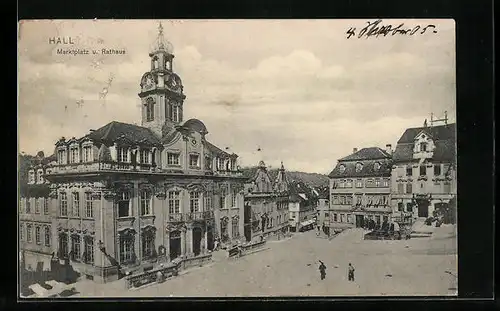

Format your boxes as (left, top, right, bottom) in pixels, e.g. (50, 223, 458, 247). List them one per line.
(410, 218, 435, 238)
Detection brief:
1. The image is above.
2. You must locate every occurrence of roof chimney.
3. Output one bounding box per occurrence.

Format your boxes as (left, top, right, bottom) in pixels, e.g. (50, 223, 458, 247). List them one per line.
(353, 148, 358, 153)
(385, 144, 392, 155)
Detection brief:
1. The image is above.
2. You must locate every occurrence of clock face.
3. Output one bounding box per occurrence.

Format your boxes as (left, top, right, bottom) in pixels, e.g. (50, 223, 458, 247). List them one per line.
(144, 75, 154, 89)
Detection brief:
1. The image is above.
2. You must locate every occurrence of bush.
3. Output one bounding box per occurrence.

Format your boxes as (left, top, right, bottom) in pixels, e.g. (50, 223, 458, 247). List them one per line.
(425, 217, 434, 226)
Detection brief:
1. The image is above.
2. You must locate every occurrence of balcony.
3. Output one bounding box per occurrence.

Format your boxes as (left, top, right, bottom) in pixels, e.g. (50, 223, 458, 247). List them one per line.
(168, 213, 184, 222)
(186, 211, 214, 221)
(212, 169, 243, 177)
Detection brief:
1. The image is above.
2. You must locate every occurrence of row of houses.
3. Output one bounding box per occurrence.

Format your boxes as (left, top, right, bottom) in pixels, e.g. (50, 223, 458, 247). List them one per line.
(318, 117, 457, 233)
(18, 26, 320, 285)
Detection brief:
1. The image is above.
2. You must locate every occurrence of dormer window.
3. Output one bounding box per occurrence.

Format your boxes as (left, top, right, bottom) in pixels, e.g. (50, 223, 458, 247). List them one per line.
(189, 154, 200, 168)
(57, 149, 67, 165)
(37, 169, 44, 183)
(355, 162, 363, 172)
(140, 149, 150, 164)
(420, 142, 427, 152)
(374, 162, 381, 171)
(69, 146, 79, 163)
(82, 145, 93, 162)
(28, 170, 35, 184)
(339, 164, 346, 173)
(117, 147, 129, 163)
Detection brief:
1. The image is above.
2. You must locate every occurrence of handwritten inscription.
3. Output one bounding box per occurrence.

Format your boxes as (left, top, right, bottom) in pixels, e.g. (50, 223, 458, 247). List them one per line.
(346, 19, 438, 39)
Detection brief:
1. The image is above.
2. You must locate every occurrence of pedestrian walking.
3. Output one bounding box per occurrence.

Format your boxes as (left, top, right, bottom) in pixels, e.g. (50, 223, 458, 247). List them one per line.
(318, 260, 327, 280)
(348, 263, 355, 281)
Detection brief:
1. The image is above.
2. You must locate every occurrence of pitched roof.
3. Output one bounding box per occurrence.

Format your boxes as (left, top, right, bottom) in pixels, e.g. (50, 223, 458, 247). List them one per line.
(339, 147, 391, 161)
(397, 123, 456, 143)
(204, 141, 234, 158)
(328, 159, 392, 178)
(86, 121, 162, 146)
(393, 123, 456, 163)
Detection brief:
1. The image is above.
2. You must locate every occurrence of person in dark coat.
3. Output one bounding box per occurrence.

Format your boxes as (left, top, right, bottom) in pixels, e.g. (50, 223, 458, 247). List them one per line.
(318, 260, 327, 280)
(348, 263, 355, 281)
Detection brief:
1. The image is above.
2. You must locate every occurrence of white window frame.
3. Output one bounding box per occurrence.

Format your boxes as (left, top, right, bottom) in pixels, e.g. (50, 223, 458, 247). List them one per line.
(189, 191, 200, 213)
(57, 149, 67, 165)
(35, 226, 41, 245)
(82, 145, 93, 163)
(26, 224, 33, 243)
(59, 192, 68, 216)
(140, 189, 152, 216)
(72, 192, 80, 217)
(35, 198, 41, 214)
(167, 152, 180, 166)
(117, 147, 129, 163)
(69, 147, 79, 164)
(117, 191, 132, 218)
(85, 192, 93, 218)
(44, 226, 51, 247)
(189, 154, 200, 168)
(168, 191, 181, 214)
(140, 149, 150, 164)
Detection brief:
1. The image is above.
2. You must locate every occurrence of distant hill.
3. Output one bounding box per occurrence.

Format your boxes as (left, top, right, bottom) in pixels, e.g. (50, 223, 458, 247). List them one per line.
(240, 167, 329, 188)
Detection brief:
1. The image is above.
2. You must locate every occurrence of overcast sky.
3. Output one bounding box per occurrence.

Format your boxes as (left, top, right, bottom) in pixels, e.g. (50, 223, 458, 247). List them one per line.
(18, 19, 455, 174)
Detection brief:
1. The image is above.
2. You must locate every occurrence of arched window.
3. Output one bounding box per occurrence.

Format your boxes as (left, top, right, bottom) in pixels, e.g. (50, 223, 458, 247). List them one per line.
(119, 231, 135, 264)
(71, 234, 81, 261)
(220, 218, 229, 242)
(35, 226, 41, 245)
(59, 192, 68, 216)
(146, 98, 155, 122)
(142, 228, 156, 259)
(58, 232, 68, 258)
(26, 224, 32, 243)
(44, 226, 51, 247)
(231, 217, 239, 239)
(83, 236, 94, 264)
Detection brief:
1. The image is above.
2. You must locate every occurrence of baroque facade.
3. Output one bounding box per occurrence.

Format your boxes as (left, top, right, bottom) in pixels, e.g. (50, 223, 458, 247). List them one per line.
(19, 153, 57, 273)
(390, 119, 456, 224)
(328, 147, 393, 231)
(27, 26, 246, 283)
(243, 161, 289, 242)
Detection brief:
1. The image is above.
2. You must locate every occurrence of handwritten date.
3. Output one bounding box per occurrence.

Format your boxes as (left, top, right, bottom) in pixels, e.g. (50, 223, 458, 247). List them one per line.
(346, 19, 437, 39)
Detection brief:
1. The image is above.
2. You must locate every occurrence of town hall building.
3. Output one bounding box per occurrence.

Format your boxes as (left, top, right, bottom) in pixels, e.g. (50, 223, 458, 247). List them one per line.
(25, 24, 247, 283)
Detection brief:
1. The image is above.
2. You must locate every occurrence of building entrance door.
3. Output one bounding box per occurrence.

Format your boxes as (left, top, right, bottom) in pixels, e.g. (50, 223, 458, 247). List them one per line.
(169, 231, 181, 260)
(192, 227, 202, 256)
(206, 227, 214, 251)
(417, 200, 429, 218)
(244, 224, 252, 242)
(355, 215, 364, 228)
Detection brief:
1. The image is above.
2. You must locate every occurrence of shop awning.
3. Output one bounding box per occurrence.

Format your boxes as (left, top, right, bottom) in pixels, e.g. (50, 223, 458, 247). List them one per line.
(300, 219, 315, 227)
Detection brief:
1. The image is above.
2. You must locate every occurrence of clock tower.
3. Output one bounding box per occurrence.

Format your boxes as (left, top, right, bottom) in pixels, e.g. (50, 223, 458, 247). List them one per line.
(138, 22, 186, 137)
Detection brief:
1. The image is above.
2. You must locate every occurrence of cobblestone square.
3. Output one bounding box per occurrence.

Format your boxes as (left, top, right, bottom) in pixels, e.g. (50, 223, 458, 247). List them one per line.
(71, 225, 457, 297)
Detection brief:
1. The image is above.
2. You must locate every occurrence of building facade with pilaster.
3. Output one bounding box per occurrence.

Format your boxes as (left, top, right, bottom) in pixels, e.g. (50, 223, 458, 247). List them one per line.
(390, 118, 456, 224)
(243, 161, 290, 242)
(36, 25, 246, 283)
(327, 147, 393, 231)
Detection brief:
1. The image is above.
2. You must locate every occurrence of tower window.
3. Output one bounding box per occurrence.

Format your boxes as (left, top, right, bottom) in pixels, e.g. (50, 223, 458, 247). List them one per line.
(171, 105, 180, 123)
(165, 60, 171, 70)
(420, 142, 427, 152)
(146, 98, 155, 122)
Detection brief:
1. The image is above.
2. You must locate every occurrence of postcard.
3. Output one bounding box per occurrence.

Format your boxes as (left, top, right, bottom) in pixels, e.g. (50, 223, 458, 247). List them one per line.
(18, 19, 457, 298)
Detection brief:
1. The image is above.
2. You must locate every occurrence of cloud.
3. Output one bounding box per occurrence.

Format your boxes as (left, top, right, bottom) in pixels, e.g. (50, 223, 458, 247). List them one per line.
(18, 20, 456, 173)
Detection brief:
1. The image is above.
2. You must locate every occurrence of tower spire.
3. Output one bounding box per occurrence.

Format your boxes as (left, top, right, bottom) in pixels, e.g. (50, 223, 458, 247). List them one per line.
(151, 21, 173, 54)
